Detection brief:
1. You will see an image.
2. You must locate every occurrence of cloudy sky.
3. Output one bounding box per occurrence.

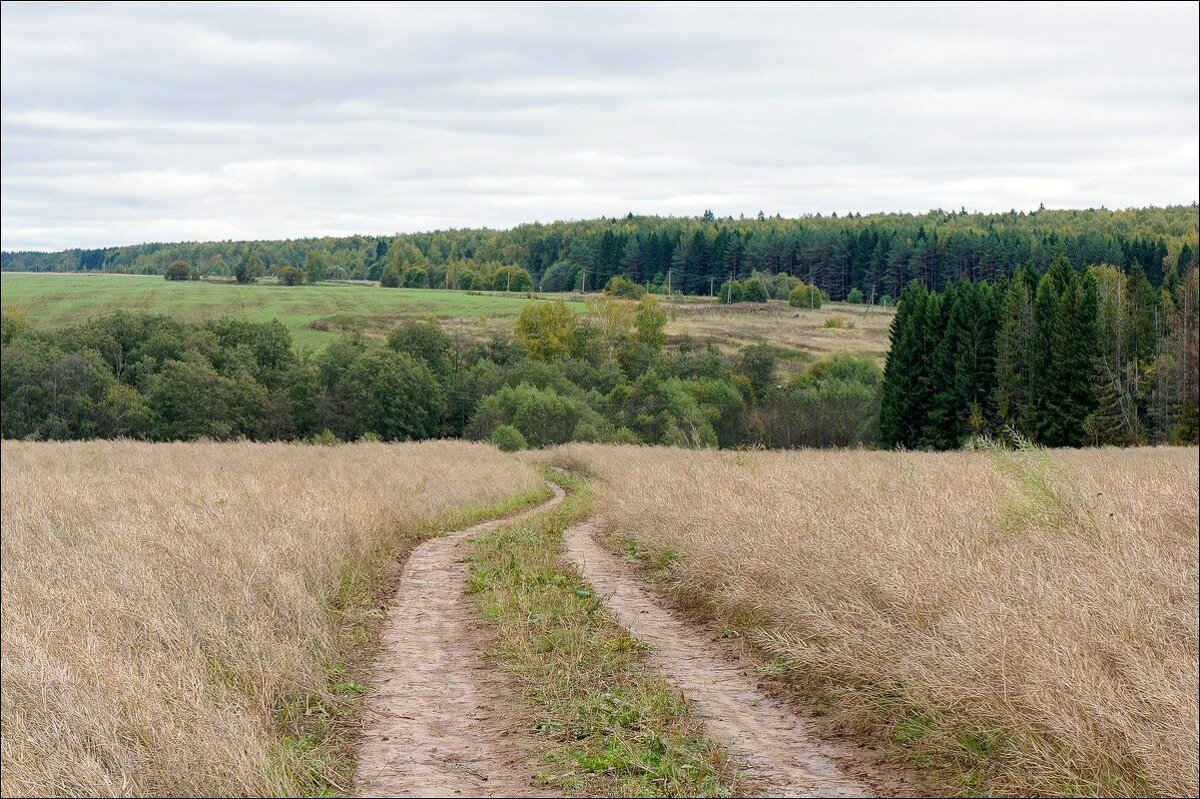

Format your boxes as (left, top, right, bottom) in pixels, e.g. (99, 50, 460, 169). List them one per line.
(2, 2, 1197, 251)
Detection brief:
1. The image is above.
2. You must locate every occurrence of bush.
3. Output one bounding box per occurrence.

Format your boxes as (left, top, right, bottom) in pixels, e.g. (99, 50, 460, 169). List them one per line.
(605, 275, 647, 299)
(769, 272, 800, 299)
(824, 315, 850, 329)
(717, 280, 744, 304)
(276, 265, 305, 286)
(741, 279, 770, 303)
(467, 383, 604, 447)
(164, 261, 190, 281)
(490, 424, 528, 451)
(403, 267, 428, 288)
(788, 282, 823, 309)
(380, 266, 401, 287)
(847, 287, 865, 304)
(310, 428, 340, 445)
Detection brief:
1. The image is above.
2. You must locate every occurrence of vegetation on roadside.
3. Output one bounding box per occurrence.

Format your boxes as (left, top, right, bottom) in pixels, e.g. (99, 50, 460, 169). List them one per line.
(467, 468, 743, 797)
(546, 443, 1199, 798)
(0, 441, 546, 797)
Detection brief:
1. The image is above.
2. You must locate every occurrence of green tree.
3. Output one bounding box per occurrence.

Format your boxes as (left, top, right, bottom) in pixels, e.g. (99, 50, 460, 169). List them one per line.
(403, 267, 429, 288)
(336, 349, 442, 441)
(276, 265, 305, 286)
(235, 253, 265, 284)
(164, 261, 190, 281)
(304, 251, 328, 284)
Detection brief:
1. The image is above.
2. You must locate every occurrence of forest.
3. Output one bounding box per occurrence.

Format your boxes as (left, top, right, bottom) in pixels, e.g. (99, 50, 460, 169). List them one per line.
(0, 297, 881, 448)
(881, 260, 1199, 448)
(3, 205, 1197, 302)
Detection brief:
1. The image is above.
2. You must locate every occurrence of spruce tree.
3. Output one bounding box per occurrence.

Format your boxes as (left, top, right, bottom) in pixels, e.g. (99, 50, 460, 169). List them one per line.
(923, 285, 961, 449)
(880, 282, 928, 448)
(996, 279, 1034, 433)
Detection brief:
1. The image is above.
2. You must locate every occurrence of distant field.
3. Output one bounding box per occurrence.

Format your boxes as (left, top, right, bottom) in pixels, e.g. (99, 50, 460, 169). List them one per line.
(0, 271, 893, 360)
(0, 272, 575, 349)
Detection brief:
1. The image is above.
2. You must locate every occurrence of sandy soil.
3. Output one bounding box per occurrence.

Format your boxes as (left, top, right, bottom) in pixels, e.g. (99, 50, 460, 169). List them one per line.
(352, 486, 565, 798)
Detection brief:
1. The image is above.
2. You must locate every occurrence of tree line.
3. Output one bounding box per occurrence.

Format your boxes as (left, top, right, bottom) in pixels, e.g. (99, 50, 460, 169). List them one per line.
(4, 205, 1195, 302)
(0, 299, 881, 449)
(880, 260, 1199, 449)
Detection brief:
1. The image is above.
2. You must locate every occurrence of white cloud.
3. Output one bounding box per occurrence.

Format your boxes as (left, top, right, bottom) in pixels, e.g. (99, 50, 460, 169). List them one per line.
(1, 1, 1196, 251)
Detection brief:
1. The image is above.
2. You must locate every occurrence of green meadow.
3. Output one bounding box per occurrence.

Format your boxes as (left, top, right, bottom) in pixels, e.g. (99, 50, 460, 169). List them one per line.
(0, 272, 579, 349)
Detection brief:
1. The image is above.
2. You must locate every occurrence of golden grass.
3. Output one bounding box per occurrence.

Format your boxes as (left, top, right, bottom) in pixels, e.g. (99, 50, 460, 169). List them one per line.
(662, 300, 893, 369)
(0, 439, 543, 797)
(540, 444, 1200, 796)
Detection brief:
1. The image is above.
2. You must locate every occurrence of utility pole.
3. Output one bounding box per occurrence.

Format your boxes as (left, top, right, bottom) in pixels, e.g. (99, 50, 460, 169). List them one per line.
(506, 268, 511, 292)
(667, 268, 671, 298)
(726, 272, 733, 304)
(710, 275, 714, 297)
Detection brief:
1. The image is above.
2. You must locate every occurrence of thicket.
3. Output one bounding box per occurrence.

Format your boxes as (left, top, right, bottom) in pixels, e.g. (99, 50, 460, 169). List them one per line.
(0, 298, 880, 448)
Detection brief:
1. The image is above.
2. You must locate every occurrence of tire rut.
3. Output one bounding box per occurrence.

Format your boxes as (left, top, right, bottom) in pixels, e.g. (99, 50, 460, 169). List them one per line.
(352, 485, 565, 798)
(564, 519, 873, 798)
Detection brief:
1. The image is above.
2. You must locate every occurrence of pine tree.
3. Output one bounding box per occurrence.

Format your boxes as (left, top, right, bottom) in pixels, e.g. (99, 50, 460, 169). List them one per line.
(996, 279, 1034, 432)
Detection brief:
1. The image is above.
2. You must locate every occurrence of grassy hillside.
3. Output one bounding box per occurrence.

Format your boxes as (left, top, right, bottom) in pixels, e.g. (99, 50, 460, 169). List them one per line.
(0, 273, 577, 350)
(0, 271, 892, 361)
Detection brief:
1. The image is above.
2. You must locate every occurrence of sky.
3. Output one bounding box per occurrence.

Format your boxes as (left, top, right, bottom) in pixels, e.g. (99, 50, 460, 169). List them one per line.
(1, 2, 1197, 252)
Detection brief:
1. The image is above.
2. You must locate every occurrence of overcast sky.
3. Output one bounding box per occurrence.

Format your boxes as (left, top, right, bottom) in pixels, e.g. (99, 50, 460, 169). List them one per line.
(2, 2, 1197, 251)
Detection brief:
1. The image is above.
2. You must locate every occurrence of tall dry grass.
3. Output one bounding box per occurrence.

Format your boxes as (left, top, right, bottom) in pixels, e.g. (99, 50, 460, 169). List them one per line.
(0, 439, 542, 797)
(544, 444, 1199, 796)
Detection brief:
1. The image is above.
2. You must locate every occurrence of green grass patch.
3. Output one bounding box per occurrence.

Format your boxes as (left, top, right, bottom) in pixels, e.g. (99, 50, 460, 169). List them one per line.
(0, 272, 582, 350)
(467, 469, 742, 797)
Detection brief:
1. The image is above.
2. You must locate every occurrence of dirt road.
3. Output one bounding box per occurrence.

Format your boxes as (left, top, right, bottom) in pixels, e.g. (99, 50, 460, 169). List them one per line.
(352, 486, 565, 798)
(564, 518, 873, 798)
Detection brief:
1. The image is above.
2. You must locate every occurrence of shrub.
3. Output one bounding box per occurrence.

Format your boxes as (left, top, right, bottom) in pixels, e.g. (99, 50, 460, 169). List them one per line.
(847, 287, 865, 304)
(788, 282, 823, 309)
(467, 383, 604, 447)
(741, 279, 770, 303)
(490, 424, 528, 451)
(310, 428, 341, 445)
(824, 315, 848, 328)
(605, 275, 647, 299)
(769, 272, 800, 299)
(164, 261, 190, 281)
(403, 267, 428, 288)
(276, 265, 305, 286)
(380, 266, 401, 287)
(717, 280, 744, 304)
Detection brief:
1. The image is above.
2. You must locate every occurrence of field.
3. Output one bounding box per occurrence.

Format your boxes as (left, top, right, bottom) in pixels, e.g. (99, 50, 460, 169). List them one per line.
(0, 440, 545, 797)
(0, 273, 574, 350)
(0, 271, 892, 362)
(539, 443, 1200, 797)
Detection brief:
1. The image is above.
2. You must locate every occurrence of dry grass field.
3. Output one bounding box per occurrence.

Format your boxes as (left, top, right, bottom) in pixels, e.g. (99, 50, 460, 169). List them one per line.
(541, 444, 1200, 797)
(0, 440, 544, 797)
(663, 300, 894, 368)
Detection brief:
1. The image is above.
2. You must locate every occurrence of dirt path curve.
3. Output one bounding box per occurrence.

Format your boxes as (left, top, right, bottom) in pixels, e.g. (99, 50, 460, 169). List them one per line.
(353, 484, 566, 798)
(564, 519, 873, 799)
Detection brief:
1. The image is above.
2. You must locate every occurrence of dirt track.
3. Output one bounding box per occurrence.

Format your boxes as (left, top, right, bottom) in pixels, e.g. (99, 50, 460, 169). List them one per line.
(564, 518, 874, 798)
(352, 486, 565, 798)
(354, 483, 882, 798)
